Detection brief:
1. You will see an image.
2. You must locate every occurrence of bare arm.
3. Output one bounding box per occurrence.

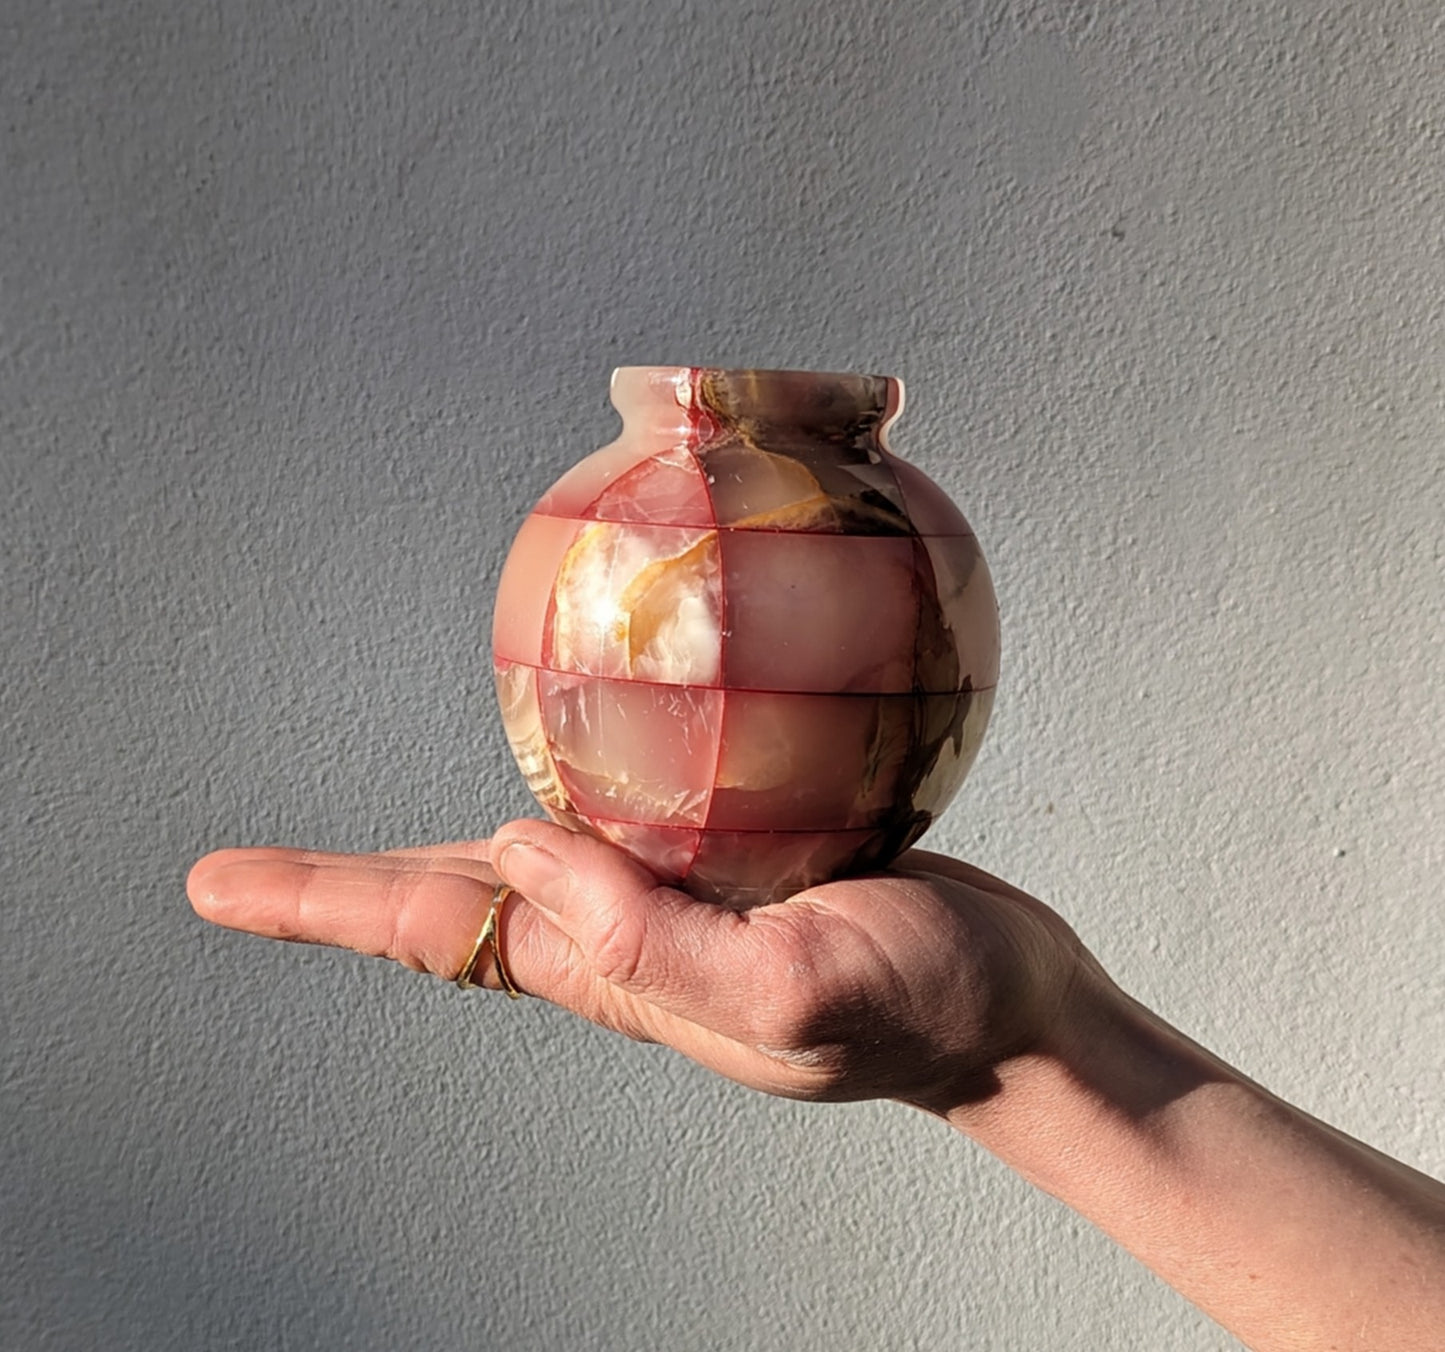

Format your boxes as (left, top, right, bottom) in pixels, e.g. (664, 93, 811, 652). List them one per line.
(952, 982, 1445, 1350)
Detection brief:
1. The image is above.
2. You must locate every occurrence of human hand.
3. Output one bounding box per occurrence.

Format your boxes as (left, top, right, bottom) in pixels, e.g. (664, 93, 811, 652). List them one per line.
(187, 820, 1097, 1114)
(189, 822, 1445, 1352)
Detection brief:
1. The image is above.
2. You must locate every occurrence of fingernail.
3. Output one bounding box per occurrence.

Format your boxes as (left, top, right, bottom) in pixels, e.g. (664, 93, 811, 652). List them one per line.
(496, 841, 571, 913)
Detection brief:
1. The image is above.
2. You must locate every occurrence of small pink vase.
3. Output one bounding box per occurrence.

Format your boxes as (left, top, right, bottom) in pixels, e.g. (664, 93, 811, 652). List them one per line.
(492, 367, 999, 906)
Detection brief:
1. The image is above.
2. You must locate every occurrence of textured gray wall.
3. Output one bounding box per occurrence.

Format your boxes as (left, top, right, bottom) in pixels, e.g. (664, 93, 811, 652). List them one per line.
(3, 2, 1442, 1348)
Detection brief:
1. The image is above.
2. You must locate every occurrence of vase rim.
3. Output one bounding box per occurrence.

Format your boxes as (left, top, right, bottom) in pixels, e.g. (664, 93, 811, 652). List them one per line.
(609, 366, 906, 427)
(611, 364, 901, 384)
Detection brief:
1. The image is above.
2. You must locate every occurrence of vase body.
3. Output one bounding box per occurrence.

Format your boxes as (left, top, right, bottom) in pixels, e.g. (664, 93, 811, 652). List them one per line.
(492, 367, 999, 907)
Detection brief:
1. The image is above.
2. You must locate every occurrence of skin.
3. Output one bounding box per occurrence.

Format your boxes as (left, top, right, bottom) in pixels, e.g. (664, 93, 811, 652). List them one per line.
(189, 821, 1445, 1350)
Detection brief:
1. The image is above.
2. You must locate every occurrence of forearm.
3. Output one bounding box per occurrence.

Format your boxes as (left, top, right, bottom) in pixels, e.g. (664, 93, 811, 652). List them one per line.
(943, 980, 1445, 1351)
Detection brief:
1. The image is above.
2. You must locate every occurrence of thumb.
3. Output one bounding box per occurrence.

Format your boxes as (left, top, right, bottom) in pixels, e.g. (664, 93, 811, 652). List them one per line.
(489, 819, 765, 1024)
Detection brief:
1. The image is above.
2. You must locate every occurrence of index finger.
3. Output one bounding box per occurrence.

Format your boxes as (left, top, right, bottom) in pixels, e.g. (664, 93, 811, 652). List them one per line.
(188, 847, 505, 979)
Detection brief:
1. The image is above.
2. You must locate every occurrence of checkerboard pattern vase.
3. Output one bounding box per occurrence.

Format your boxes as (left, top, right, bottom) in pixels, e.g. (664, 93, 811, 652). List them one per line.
(493, 367, 999, 906)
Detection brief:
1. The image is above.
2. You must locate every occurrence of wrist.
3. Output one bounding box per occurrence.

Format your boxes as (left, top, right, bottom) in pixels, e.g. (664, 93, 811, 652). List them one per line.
(935, 972, 1234, 1191)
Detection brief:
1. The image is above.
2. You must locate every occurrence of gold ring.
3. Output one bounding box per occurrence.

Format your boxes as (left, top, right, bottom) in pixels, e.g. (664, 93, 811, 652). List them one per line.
(455, 882, 523, 998)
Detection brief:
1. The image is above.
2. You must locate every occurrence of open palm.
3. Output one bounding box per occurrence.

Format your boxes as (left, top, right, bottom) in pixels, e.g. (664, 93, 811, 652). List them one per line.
(189, 821, 1092, 1113)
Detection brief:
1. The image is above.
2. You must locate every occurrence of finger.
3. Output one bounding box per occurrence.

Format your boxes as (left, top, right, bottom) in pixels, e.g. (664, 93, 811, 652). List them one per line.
(188, 847, 506, 977)
(378, 839, 494, 864)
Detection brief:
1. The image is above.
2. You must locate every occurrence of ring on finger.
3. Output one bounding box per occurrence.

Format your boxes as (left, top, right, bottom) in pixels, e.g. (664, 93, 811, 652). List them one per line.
(455, 882, 523, 999)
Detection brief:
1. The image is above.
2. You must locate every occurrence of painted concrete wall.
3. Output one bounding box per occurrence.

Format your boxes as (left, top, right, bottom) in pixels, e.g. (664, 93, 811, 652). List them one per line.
(3, 1, 1441, 1347)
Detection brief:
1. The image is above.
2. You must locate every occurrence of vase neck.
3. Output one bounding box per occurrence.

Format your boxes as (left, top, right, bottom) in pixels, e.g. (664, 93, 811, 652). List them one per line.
(609, 367, 904, 452)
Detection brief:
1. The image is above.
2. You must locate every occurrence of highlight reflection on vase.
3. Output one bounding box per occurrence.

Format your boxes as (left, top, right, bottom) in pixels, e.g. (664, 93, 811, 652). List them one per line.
(493, 367, 1000, 907)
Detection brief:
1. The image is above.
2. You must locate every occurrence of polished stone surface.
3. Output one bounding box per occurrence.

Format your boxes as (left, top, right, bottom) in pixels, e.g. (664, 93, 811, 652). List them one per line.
(494, 367, 999, 905)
